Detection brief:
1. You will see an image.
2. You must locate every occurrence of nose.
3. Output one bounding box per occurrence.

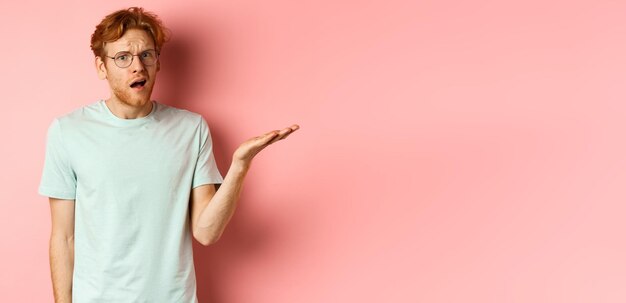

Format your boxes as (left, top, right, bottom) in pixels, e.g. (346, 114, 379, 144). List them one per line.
(130, 54, 145, 73)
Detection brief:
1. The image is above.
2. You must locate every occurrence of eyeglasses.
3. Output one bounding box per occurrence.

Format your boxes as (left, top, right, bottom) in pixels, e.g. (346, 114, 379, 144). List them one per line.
(105, 49, 159, 68)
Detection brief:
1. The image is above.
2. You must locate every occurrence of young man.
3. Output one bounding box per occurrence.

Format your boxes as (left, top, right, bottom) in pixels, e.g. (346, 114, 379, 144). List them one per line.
(38, 7, 298, 303)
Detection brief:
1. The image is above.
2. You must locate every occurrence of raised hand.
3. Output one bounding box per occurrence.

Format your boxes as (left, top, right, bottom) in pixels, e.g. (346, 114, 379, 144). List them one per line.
(232, 124, 300, 167)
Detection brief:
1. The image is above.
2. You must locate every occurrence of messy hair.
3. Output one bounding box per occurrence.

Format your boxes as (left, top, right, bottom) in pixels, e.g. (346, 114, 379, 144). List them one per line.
(90, 7, 170, 58)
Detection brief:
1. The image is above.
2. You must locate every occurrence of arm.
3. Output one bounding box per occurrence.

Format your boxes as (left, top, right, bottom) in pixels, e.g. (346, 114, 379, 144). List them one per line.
(190, 161, 249, 246)
(190, 124, 299, 246)
(49, 198, 75, 303)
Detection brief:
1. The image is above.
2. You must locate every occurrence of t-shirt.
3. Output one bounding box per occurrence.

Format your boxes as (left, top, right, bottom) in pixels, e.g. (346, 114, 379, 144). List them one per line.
(38, 99, 224, 303)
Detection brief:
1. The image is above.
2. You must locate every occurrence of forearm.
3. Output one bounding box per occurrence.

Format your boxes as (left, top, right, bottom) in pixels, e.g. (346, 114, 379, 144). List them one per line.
(194, 160, 250, 244)
(49, 235, 74, 303)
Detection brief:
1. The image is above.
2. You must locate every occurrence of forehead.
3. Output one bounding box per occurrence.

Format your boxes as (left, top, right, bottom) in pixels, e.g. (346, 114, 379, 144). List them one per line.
(105, 28, 155, 53)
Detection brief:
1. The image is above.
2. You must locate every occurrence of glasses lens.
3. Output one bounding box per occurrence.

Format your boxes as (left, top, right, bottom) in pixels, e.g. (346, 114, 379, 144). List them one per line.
(140, 50, 157, 66)
(111, 50, 157, 68)
(114, 52, 132, 68)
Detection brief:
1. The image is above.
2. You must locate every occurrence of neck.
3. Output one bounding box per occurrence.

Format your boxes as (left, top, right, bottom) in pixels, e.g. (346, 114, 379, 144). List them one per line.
(105, 97, 153, 119)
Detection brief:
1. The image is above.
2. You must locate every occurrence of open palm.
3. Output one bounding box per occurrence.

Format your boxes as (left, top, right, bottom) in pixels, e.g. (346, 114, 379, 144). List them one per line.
(233, 124, 300, 165)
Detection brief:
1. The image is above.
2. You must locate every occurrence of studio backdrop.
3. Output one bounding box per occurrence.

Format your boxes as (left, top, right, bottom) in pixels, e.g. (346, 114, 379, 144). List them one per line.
(1, 0, 626, 302)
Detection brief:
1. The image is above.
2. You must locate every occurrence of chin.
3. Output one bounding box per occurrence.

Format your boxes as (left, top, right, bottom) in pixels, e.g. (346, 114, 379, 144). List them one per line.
(112, 84, 154, 107)
(133, 99, 151, 108)
(136, 98, 151, 105)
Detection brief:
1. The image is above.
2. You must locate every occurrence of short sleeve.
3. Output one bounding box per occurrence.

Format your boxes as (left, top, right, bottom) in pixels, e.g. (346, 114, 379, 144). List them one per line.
(192, 117, 224, 189)
(38, 118, 77, 200)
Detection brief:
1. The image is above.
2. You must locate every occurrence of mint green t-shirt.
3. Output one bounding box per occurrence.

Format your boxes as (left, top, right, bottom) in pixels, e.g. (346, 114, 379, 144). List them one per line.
(38, 99, 224, 303)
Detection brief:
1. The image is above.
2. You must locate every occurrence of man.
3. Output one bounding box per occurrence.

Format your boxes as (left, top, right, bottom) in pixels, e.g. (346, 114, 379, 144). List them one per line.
(38, 7, 299, 303)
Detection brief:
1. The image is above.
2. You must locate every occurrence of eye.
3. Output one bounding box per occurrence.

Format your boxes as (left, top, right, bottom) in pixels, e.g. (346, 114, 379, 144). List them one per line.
(141, 51, 154, 58)
(116, 53, 130, 61)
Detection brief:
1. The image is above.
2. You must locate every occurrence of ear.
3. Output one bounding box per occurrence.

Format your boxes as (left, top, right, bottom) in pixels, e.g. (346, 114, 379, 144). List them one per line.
(156, 59, 161, 72)
(95, 56, 107, 80)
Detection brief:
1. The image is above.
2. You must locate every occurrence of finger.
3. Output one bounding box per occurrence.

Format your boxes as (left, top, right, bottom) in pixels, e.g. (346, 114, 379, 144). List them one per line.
(280, 131, 295, 141)
(267, 136, 282, 145)
(271, 125, 299, 142)
(280, 124, 300, 137)
(261, 125, 299, 145)
(264, 129, 280, 137)
(267, 133, 288, 145)
(278, 127, 292, 136)
(260, 130, 280, 144)
(266, 130, 291, 145)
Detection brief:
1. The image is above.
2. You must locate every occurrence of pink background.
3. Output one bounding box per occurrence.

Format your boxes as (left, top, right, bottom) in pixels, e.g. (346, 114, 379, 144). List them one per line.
(1, 0, 626, 302)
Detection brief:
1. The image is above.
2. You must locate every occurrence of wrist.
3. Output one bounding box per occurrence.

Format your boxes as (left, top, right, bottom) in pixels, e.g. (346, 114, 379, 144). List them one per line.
(231, 159, 251, 174)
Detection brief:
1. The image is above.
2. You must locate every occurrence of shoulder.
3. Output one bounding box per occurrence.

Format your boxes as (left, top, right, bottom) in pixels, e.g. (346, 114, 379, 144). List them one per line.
(156, 102, 207, 129)
(53, 100, 101, 128)
(43, 102, 95, 138)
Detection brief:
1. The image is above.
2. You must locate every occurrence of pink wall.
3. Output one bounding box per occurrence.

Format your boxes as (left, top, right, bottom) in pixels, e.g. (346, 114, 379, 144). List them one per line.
(2, 0, 626, 302)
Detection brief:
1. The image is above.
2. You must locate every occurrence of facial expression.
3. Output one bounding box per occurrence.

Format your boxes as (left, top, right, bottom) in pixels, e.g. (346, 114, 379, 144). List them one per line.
(95, 28, 160, 108)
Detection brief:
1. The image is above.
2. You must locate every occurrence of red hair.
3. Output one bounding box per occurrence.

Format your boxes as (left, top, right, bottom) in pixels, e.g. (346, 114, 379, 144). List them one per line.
(90, 7, 170, 58)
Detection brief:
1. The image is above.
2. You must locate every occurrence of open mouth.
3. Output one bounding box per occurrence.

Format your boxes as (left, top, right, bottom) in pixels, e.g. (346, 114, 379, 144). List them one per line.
(130, 79, 147, 89)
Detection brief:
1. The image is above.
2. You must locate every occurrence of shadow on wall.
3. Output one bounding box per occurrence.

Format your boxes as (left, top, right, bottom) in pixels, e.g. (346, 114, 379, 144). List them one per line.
(153, 29, 205, 109)
(155, 20, 283, 303)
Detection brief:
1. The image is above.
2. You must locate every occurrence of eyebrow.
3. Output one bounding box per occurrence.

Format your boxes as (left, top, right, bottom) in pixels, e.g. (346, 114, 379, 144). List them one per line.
(111, 48, 156, 56)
